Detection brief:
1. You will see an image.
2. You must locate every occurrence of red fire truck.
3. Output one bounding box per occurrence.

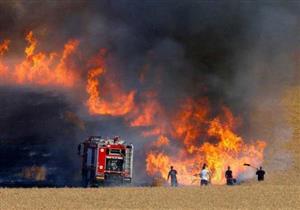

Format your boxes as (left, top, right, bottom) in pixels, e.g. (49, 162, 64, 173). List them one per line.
(78, 136, 133, 187)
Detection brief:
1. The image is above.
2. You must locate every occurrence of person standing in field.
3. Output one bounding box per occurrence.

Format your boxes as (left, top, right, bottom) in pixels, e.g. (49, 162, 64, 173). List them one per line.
(225, 166, 233, 185)
(256, 166, 265, 181)
(167, 166, 178, 187)
(200, 164, 210, 186)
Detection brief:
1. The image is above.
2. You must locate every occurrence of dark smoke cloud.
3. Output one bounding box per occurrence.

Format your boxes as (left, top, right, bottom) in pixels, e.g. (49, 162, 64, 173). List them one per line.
(0, 1, 299, 185)
(228, 4, 300, 172)
(0, 87, 84, 186)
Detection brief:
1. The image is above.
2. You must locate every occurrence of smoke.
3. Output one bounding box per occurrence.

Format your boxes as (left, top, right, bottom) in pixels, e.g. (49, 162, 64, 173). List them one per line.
(0, 87, 84, 186)
(0, 1, 299, 185)
(228, 4, 300, 173)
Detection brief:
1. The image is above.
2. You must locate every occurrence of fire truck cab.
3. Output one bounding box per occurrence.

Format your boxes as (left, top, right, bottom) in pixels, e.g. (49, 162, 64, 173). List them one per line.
(78, 136, 133, 187)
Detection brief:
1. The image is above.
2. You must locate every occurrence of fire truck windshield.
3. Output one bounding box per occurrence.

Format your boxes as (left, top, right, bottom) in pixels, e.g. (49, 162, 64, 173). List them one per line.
(109, 149, 121, 154)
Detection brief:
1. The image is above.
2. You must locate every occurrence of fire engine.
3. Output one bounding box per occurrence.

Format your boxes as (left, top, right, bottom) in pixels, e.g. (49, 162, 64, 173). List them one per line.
(78, 136, 133, 187)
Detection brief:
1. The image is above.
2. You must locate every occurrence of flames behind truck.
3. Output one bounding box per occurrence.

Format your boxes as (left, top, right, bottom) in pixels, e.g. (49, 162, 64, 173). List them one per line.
(78, 136, 133, 187)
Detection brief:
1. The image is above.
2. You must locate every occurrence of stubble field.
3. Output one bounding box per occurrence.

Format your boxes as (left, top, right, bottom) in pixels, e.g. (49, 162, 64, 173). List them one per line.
(0, 184, 300, 210)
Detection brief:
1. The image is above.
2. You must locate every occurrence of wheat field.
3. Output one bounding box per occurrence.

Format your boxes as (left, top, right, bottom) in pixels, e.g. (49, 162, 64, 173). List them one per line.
(0, 185, 299, 210)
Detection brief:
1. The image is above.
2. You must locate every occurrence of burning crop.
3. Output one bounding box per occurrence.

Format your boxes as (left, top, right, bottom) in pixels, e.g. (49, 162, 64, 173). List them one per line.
(0, 31, 78, 87)
(86, 49, 136, 116)
(144, 99, 266, 185)
(0, 30, 268, 186)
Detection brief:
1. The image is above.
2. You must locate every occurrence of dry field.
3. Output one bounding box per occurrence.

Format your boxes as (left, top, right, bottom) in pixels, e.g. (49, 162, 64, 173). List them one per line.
(0, 184, 299, 210)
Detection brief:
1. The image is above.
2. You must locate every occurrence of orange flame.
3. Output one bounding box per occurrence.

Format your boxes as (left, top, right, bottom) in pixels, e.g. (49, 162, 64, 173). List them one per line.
(86, 50, 136, 116)
(153, 135, 170, 147)
(0, 31, 267, 186)
(171, 98, 209, 152)
(130, 99, 159, 127)
(128, 91, 168, 138)
(130, 91, 162, 127)
(0, 39, 10, 56)
(1, 31, 136, 116)
(145, 99, 266, 185)
(0, 31, 78, 87)
(142, 127, 162, 137)
(146, 152, 171, 177)
(200, 111, 266, 184)
(25, 31, 37, 58)
(0, 39, 10, 76)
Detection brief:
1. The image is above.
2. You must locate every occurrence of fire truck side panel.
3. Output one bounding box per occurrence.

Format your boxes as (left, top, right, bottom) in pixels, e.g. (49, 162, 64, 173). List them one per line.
(86, 148, 93, 166)
(97, 147, 106, 175)
(86, 147, 97, 182)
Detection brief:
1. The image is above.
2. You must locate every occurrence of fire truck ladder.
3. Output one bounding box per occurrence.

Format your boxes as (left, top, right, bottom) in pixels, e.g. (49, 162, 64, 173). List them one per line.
(124, 145, 133, 181)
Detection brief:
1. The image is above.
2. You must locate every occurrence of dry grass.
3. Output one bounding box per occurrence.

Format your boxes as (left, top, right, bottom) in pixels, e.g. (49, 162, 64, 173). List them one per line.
(283, 86, 300, 185)
(0, 184, 299, 210)
(285, 86, 300, 163)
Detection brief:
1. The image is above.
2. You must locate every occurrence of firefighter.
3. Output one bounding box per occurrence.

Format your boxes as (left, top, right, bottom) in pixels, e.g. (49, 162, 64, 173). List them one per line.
(256, 166, 265, 181)
(225, 166, 234, 185)
(200, 164, 210, 186)
(167, 166, 178, 187)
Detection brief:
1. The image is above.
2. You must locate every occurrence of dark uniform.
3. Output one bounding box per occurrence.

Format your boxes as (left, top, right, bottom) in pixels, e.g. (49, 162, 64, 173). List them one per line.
(168, 167, 178, 187)
(225, 167, 233, 185)
(256, 167, 265, 181)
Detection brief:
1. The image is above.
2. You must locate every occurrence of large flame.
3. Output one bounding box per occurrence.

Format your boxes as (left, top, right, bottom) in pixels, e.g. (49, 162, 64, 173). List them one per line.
(0, 32, 136, 116)
(145, 99, 266, 185)
(129, 91, 165, 136)
(0, 31, 267, 185)
(0, 31, 78, 87)
(85, 50, 136, 116)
